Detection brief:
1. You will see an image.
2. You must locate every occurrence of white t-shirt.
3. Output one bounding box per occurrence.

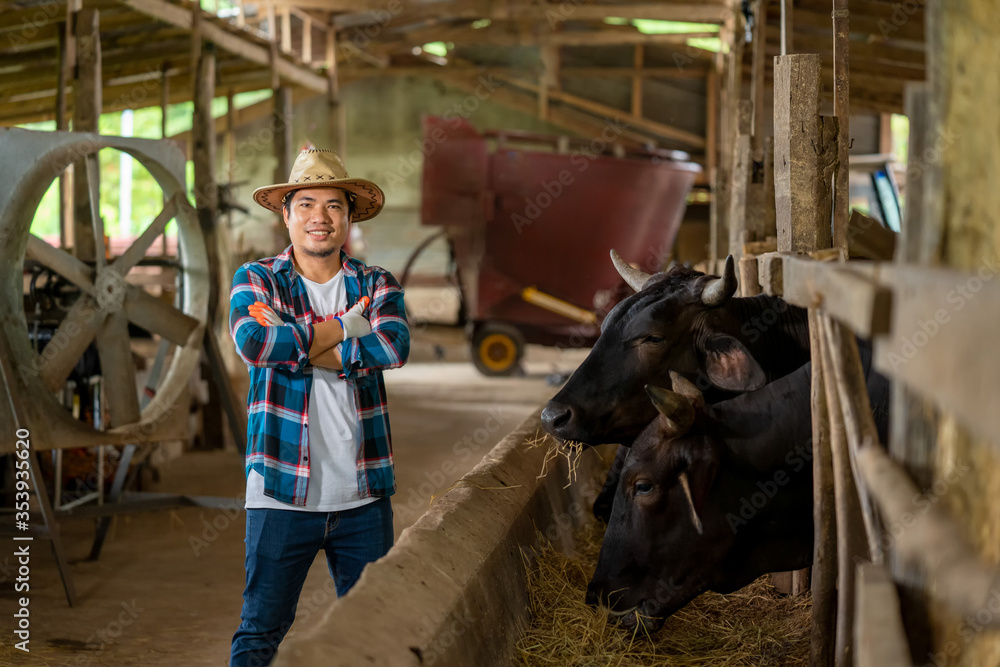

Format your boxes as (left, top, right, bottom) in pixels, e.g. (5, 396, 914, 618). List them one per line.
(245, 269, 376, 512)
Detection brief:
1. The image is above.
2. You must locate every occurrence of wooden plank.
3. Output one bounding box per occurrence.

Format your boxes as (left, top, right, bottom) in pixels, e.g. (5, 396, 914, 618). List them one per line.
(773, 54, 837, 253)
(781, 256, 892, 338)
(119, 0, 327, 92)
(855, 563, 913, 667)
(872, 263, 1000, 451)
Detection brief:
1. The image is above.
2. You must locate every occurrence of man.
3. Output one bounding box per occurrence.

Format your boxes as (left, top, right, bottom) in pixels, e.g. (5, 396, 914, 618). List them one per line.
(228, 149, 409, 667)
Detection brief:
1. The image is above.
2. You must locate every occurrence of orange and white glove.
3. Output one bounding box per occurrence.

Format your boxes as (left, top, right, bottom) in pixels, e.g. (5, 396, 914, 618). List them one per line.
(335, 296, 372, 340)
(249, 301, 283, 327)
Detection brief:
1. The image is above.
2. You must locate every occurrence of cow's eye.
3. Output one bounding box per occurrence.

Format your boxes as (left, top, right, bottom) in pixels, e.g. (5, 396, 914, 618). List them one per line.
(643, 334, 666, 344)
(635, 481, 654, 495)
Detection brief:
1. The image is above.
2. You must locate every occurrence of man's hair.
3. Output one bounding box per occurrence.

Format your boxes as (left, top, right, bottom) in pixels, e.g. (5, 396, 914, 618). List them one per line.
(282, 187, 355, 220)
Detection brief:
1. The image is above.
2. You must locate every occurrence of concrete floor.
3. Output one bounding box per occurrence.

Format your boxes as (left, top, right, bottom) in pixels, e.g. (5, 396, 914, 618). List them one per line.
(0, 330, 587, 666)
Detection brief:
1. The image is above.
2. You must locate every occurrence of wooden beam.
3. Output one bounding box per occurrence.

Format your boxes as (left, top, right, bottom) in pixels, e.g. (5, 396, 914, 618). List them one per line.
(120, 0, 327, 92)
(781, 256, 892, 338)
(502, 77, 706, 149)
(305, 1, 733, 23)
(774, 54, 836, 253)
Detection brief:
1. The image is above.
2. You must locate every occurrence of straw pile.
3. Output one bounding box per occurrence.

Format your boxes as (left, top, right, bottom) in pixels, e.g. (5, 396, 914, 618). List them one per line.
(516, 522, 812, 666)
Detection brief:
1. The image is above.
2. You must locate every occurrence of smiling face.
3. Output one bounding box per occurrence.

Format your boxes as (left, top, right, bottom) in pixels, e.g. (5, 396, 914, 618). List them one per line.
(282, 187, 352, 259)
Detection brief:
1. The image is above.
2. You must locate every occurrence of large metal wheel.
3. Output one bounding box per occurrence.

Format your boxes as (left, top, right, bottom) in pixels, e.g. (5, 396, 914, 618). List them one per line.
(0, 128, 208, 452)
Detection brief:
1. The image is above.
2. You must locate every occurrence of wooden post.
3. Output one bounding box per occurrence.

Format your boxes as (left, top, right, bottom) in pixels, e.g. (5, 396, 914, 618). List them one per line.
(779, 0, 794, 54)
(728, 100, 753, 261)
(56, 18, 71, 251)
(72, 7, 100, 262)
(302, 15, 312, 63)
(326, 17, 345, 155)
(266, 3, 276, 41)
(880, 82, 937, 664)
(160, 62, 170, 256)
(539, 45, 559, 121)
(774, 54, 837, 253)
(832, 0, 850, 253)
(762, 135, 777, 238)
(192, 44, 217, 314)
(818, 314, 866, 667)
(236, 0, 245, 27)
(631, 44, 643, 118)
(750, 0, 767, 156)
(280, 6, 291, 52)
(924, 0, 1000, 660)
(809, 308, 836, 667)
(190, 2, 201, 86)
(706, 68, 719, 175)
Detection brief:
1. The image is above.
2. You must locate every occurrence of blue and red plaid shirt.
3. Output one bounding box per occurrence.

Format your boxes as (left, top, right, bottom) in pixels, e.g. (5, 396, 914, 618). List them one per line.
(229, 245, 409, 507)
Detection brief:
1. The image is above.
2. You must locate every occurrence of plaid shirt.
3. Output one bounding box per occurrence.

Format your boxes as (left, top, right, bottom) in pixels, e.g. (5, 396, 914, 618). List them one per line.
(229, 245, 409, 507)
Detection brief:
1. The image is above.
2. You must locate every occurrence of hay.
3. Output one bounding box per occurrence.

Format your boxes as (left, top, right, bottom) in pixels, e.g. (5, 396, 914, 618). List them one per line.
(525, 431, 586, 488)
(516, 523, 812, 666)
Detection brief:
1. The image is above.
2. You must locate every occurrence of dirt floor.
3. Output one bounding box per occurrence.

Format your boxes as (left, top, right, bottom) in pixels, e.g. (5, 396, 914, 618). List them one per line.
(0, 326, 587, 666)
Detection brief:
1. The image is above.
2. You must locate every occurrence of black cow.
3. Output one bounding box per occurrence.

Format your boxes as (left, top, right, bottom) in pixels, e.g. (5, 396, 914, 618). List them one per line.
(585, 360, 886, 633)
(542, 252, 810, 448)
(542, 252, 812, 520)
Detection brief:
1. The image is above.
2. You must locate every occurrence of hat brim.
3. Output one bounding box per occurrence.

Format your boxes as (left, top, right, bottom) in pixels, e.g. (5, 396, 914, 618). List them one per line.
(252, 178, 385, 222)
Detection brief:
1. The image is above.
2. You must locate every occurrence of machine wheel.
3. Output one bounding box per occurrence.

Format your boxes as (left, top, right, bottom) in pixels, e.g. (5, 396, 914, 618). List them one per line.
(0, 129, 208, 450)
(471, 323, 525, 377)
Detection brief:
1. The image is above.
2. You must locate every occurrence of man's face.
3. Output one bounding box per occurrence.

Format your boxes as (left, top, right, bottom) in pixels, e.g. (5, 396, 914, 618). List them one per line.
(282, 187, 352, 259)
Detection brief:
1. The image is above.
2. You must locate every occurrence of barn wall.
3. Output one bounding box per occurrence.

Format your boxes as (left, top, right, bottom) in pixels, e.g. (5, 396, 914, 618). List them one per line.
(926, 1, 1000, 665)
(224, 76, 570, 273)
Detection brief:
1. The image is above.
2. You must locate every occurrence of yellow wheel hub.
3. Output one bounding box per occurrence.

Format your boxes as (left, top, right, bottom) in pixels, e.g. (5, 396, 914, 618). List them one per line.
(478, 333, 518, 372)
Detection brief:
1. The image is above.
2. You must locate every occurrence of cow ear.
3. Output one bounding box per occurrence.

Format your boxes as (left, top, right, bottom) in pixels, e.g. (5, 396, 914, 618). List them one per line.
(668, 371, 705, 410)
(644, 385, 695, 436)
(702, 334, 766, 392)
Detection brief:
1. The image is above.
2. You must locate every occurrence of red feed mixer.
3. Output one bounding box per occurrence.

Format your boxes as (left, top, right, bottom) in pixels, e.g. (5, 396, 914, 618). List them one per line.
(417, 115, 701, 376)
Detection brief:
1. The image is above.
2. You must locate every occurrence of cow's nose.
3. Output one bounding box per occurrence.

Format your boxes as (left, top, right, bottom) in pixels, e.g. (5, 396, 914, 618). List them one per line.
(541, 401, 575, 433)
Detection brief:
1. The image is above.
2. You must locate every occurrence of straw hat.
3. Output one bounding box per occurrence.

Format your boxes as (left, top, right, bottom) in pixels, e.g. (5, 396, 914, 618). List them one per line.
(252, 149, 385, 222)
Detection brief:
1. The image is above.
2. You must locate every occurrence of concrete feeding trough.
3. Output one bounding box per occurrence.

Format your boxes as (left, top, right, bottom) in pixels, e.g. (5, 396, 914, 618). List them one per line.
(273, 410, 604, 666)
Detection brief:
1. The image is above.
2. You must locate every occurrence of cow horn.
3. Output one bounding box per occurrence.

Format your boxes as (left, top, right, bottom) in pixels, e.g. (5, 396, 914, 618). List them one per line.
(668, 371, 705, 409)
(678, 472, 703, 535)
(611, 249, 653, 292)
(644, 385, 695, 436)
(701, 255, 738, 307)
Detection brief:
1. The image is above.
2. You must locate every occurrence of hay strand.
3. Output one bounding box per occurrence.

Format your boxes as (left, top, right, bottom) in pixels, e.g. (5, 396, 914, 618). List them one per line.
(517, 523, 811, 666)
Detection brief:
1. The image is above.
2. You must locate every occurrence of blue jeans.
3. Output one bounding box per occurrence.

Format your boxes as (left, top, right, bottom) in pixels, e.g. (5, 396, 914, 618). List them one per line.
(229, 498, 393, 667)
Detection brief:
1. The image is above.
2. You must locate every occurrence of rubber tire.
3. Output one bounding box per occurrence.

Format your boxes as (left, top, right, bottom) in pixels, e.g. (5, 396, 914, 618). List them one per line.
(471, 323, 525, 377)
